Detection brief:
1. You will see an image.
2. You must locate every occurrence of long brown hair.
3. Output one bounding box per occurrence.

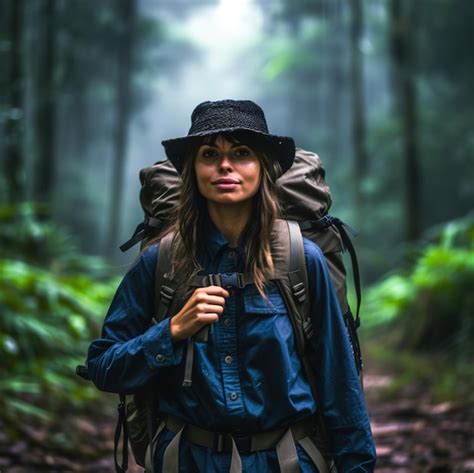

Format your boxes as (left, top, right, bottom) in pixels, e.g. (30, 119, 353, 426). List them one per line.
(149, 131, 282, 297)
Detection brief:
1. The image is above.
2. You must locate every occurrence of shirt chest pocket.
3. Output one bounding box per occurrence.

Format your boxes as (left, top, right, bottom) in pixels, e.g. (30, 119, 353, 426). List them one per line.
(242, 285, 296, 350)
(243, 286, 288, 316)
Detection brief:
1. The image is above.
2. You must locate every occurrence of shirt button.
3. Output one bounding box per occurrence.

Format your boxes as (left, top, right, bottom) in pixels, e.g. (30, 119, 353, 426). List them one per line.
(224, 355, 233, 364)
(228, 251, 236, 258)
(223, 318, 232, 327)
(230, 392, 238, 400)
(155, 354, 165, 363)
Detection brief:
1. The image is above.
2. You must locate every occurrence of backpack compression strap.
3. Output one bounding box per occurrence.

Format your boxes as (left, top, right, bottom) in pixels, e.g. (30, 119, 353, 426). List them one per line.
(120, 216, 164, 252)
(300, 214, 361, 327)
(114, 394, 129, 473)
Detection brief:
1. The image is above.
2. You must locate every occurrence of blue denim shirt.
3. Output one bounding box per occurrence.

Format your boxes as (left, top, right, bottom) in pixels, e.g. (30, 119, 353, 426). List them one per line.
(87, 225, 376, 472)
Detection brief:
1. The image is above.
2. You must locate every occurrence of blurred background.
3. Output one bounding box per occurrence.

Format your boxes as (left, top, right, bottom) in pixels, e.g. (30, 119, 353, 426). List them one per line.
(1, 0, 473, 471)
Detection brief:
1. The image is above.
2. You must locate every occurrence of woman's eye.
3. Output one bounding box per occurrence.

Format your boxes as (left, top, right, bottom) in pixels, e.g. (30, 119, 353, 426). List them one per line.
(234, 147, 251, 158)
(201, 149, 218, 159)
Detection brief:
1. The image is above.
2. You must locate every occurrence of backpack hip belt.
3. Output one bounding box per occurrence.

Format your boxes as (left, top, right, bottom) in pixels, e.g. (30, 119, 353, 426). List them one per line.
(158, 414, 331, 473)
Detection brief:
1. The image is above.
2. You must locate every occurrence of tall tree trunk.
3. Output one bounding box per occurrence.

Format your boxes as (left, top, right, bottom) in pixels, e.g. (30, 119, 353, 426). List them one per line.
(350, 0, 368, 212)
(389, 0, 420, 242)
(4, 0, 25, 205)
(106, 0, 136, 256)
(326, 0, 344, 165)
(33, 0, 56, 205)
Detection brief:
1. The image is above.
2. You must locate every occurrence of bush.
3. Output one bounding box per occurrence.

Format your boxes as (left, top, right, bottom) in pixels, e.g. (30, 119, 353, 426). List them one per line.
(0, 258, 119, 424)
(0, 203, 120, 429)
(363, 214, 474, 359)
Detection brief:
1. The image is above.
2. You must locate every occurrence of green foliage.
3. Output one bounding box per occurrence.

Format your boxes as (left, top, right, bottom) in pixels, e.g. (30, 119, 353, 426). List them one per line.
(0, 204, 120, 428)
(0, 257, 118, 424)
(363, 215, 474, 360)
(366, 343, 474, 403)
(362, 274, 414, 328)
(0, 202, 114, 277)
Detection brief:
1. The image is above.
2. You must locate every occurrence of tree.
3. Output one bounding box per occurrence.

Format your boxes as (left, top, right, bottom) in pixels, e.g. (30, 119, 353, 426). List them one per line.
(4, 0, 25, 204)
(350, 0, 368, 212)
(389, 0, 420, 242)
(106, 0, 137, 256)
(33, 0, 57, 205)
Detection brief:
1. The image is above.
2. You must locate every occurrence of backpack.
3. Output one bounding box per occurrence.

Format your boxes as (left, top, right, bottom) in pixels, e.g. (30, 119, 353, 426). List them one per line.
(77, 148, 362, 473)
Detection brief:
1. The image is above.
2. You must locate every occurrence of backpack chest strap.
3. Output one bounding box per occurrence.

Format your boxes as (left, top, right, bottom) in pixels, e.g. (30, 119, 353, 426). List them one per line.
(188, 272, 253, 290)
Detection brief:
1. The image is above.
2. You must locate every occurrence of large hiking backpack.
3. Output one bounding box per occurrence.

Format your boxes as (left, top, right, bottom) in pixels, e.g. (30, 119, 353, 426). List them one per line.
(77, 148, 362, 472)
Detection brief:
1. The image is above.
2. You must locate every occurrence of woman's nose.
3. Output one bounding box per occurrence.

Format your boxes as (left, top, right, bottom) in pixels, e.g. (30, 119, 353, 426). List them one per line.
(218, 154, 233, 171)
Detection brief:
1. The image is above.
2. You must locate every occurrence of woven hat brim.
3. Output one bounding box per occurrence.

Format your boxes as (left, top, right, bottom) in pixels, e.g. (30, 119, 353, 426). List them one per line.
(162, 127, 295, 176)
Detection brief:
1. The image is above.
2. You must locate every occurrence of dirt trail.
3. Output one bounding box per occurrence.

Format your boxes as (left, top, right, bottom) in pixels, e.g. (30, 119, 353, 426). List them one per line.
(365, 372, 474, 473)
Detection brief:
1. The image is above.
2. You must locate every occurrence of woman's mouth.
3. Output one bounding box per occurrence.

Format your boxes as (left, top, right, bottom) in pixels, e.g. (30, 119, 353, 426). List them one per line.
(213, 179, 240, 191)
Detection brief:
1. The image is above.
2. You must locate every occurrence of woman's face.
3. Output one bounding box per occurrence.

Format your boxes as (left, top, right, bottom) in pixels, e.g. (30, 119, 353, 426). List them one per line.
(194, 135, 261, 207)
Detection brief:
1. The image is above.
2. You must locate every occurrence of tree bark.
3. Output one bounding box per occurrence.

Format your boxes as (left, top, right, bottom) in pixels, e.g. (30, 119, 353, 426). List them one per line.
(106, 0, 136, 256)
(350, 0, 368, 211)
(33, 0, 56, 205)
(326, 0, 344, 166)
(389, 0, 420, 242)
(4, 0, 25, 204)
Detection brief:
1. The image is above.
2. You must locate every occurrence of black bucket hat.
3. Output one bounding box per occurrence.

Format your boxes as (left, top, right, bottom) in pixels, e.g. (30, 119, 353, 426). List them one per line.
(161, 100, 295, 175)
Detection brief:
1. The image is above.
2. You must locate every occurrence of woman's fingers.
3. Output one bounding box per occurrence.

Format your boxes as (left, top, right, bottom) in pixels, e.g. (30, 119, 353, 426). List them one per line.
(196, 313, 220, 324)
(195, 286, 230, 299)
(197, 295, 227, 306)
(196, 303, 225, 315)
(170, 286, 230, 341)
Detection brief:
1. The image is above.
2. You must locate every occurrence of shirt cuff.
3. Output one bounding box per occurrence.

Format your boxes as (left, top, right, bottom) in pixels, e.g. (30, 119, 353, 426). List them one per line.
(142, 317, 184, 369)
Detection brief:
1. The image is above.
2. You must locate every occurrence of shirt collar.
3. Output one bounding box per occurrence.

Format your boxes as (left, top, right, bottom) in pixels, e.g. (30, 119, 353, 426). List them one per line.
(204, 218, 244, 260)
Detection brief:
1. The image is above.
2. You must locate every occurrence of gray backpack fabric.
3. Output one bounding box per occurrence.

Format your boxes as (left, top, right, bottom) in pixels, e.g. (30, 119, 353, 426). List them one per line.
(79, 148, 362, 472)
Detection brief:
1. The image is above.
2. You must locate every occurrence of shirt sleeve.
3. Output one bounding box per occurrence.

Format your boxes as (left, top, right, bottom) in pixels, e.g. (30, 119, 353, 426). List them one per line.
(304, 238, 377, 472)
(86, 244, 185, 394)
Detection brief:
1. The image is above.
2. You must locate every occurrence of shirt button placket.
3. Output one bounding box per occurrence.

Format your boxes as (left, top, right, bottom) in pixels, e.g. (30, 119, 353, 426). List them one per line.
(218, 249, 243, 412)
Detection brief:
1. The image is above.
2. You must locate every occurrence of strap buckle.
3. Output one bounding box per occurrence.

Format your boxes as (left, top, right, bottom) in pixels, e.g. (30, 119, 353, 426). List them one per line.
(292, 281, 306, 303)
(208, 273, 244, 290)
(215, 433, 226, 453)
(232, 433, 252, 453)
(160, 284, 175, 304)
(318, 214, 335, 228)
(302, 319, 314, 340)
(214, 432, 252, 453)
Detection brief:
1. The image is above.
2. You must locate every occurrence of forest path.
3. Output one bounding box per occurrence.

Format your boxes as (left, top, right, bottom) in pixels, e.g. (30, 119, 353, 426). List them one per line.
(365, 371, 474, 473)
(1, 368, 473, 472)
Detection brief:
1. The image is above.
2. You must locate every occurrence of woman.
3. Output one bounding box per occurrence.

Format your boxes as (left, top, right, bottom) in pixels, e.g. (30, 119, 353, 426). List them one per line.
(87, 100, 376, 472)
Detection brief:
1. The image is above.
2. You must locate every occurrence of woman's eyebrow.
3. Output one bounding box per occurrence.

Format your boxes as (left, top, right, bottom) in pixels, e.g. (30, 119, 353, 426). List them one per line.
(200, 142, 246, 149)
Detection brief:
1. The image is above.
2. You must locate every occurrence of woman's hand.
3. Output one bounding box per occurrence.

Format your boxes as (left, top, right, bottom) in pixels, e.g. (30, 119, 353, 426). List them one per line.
(169, 286, 229, 341)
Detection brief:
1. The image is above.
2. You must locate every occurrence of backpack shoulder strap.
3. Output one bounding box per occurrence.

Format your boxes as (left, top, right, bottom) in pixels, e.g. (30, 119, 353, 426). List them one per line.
(271, 219, 312, 353)
(272, 219, 333, 455)
(286, 219, 311, 319)
(154, 231, 177, 323)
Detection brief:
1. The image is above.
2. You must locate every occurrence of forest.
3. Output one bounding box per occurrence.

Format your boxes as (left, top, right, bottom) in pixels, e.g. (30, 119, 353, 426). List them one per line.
(0, 0, 473, 471)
